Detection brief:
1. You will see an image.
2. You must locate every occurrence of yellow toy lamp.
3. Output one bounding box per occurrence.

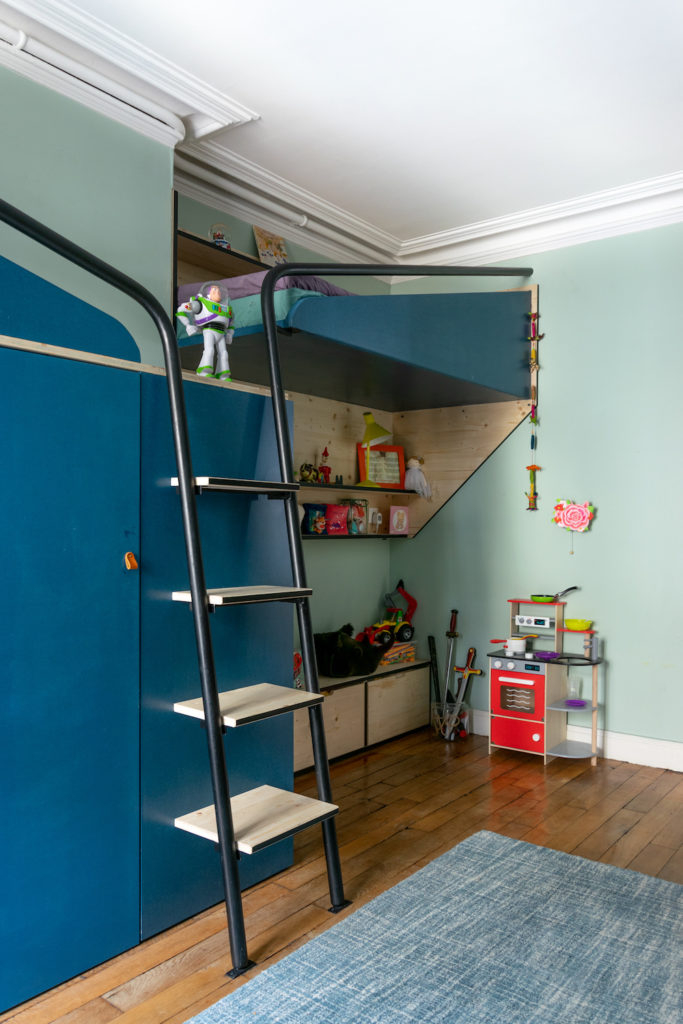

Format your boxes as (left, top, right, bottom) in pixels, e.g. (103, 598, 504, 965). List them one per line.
(359, 411, 392, 487)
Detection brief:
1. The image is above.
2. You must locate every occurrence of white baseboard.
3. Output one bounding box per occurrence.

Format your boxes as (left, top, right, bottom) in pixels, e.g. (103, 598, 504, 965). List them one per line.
(471, 710, 683, 772)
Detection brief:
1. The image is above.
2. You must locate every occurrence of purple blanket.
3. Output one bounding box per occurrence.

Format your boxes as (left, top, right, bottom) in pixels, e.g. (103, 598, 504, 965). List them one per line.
(177, 270, 350, 304)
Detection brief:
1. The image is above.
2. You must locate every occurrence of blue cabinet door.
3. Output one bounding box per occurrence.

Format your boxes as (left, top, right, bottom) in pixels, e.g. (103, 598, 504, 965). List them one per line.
(0, 350, 140, 1011)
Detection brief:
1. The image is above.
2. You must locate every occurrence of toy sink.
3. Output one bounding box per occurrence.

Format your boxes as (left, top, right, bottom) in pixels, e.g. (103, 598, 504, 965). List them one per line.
(564, 618, 592, 631)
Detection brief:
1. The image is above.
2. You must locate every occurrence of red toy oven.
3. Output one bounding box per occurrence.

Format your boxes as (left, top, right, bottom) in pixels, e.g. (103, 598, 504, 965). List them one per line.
(489, 655, 546, 719)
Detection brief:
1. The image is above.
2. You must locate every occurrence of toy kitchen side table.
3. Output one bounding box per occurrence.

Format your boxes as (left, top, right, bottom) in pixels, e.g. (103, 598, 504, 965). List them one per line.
(488, 599, 602, 765)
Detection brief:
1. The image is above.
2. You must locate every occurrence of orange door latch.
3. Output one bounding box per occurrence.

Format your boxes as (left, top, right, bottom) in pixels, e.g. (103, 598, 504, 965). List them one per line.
(124, 552, 139, 570)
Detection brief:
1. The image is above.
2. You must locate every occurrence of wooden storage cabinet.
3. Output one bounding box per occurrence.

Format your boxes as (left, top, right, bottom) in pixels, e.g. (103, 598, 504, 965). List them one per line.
(366, 667, 431, 744)
(294, 662, 430, 769)
(293, 683, 365, 771)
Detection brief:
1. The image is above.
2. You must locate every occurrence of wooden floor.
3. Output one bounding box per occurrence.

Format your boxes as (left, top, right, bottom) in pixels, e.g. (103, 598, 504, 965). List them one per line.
(3, 730, 682, 1024)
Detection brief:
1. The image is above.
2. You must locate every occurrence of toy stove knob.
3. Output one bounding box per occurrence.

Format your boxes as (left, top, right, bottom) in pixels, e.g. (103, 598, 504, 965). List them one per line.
(493, 660, 502, 669)
(507, 661, 516, 670)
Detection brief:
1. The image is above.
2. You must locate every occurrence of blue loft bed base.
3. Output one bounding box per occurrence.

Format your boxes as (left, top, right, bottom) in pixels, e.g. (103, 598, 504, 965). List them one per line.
(179, 288, 531, 412)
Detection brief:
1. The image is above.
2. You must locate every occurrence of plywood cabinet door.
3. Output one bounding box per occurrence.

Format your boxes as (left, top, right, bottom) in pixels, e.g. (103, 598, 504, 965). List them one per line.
(293, 683, 365, 771)
(366, 667, 430, 745)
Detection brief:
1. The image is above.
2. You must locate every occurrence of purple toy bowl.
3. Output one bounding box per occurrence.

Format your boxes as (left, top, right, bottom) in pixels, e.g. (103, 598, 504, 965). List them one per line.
(535, 651, 561, 661)
(565, 698, 587, 707)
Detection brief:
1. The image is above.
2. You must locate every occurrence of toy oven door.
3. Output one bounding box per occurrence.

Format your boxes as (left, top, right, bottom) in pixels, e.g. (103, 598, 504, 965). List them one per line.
(491, 670, 544, 719)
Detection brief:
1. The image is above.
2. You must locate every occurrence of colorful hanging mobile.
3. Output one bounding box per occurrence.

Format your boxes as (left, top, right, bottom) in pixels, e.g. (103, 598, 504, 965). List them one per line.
(553, 499, 596, 553)
(525, 304, 544, 509)
(526, 464, 540, 510)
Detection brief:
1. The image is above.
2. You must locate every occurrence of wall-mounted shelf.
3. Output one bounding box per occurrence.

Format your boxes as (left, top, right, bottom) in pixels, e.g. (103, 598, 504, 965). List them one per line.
(176, 230, 267, 284)
(299, 483, 415, 495)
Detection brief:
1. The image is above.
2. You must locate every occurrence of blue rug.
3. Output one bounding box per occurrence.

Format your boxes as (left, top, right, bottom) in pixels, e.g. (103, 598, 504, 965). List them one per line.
(185, 830, 683, 1023)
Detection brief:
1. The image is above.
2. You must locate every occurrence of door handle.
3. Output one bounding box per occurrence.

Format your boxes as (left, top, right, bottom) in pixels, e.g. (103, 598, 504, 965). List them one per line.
(124, 551, 139, 571)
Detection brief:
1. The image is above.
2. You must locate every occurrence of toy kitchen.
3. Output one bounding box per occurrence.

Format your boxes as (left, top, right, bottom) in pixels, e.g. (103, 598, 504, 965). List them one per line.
(489, 589, 601, 766)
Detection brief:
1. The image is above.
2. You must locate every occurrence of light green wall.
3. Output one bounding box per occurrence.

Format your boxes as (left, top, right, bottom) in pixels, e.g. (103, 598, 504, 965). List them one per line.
(392, 223, 683, 745)
(0, 65, 174, 365)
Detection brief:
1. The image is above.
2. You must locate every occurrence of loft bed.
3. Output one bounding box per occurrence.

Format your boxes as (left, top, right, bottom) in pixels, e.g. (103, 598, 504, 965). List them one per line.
(174, 245, 536, 536)
(176, 265, 532, 411)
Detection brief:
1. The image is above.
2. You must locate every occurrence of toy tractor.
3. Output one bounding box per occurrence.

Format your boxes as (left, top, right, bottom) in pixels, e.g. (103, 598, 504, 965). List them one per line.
(356, 579, 417, 647)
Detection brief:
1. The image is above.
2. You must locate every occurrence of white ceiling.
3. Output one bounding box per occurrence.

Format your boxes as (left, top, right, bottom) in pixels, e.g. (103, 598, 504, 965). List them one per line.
(2, 0, 682, 262)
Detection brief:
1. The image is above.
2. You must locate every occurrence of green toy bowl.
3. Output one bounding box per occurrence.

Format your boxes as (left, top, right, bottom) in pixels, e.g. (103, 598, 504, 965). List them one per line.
(564, 618, 592, 631)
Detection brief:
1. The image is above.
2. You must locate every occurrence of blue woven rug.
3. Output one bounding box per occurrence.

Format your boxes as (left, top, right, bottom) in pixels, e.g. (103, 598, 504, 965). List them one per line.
(185, 830, 682, 1024)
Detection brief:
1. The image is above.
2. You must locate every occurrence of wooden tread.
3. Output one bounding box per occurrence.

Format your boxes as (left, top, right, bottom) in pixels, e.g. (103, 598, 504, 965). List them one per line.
(172, 585, 312, 606)
(174, 683, 323, 727)
(172, 476, 298, 496)
(174, 785, 338, 854)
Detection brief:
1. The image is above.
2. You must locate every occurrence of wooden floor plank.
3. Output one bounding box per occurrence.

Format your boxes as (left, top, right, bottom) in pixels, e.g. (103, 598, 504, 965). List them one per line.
(2, 729, 680, 1024)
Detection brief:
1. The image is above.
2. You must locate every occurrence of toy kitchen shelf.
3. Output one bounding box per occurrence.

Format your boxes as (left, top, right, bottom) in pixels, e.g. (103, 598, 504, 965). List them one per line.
(488, 599, 602, 766)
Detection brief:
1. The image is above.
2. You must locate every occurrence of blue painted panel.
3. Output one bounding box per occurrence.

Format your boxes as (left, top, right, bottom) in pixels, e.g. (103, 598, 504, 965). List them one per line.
(0, 350, 140, 1012)
(0, 253, 139, 361)
(289, 290, 531, 398)
(140, 376, 296, 938)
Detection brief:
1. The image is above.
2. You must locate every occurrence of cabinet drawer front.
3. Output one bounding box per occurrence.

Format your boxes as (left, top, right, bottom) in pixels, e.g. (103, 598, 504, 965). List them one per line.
(491, 715, 544, 753)
(293, 683, 365, 771)
(366, 666, 430, 746)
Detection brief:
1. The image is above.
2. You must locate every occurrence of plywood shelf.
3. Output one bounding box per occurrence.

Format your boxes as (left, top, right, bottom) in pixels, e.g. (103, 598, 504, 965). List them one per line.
(171, 585, 312, 606)
(174, 785, 338, 854)
(174, 683, 323, 727)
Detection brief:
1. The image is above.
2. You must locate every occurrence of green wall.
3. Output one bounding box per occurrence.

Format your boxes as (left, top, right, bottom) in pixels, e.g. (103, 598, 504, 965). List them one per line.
(0, 65, 174, 365)
(392, 223, 683, 747)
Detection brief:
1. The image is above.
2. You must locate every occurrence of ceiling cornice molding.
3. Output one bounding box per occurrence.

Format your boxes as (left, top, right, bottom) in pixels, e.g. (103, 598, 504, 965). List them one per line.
(399, 173, 683, 265)
(177, 143, 683, 267)
(1, 0, 259, 135)
(175, 144, 399, 264)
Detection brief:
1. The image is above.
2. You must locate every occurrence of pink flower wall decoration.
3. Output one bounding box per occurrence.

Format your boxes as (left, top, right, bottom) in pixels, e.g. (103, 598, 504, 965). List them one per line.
(553, 499, 595, 533)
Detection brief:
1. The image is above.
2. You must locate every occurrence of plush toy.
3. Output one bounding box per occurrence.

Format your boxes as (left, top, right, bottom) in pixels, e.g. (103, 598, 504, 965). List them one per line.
(405, 456, 431, 498)
(314, 624, 393, 678)
(176, 281, 234, 380)
(298, 463, 320, 484)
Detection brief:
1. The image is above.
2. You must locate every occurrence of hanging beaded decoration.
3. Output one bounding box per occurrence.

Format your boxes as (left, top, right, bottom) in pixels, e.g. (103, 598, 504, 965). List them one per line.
(525, 304, 544, 509)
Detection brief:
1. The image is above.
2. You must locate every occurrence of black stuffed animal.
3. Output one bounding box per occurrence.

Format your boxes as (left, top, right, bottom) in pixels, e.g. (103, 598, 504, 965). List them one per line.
(314, 623, 393, 678)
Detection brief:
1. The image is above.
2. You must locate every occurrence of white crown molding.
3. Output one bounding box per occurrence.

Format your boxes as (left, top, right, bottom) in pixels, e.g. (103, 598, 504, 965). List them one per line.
(471, 710, 683, 772)
(1, 0, 259, 134)
(177, 143, 683, 269)
(175, 145, 399, 265)
(0, 30, 181, 145)
(180, 142, 401, 259)
(400, 173, 683, 265)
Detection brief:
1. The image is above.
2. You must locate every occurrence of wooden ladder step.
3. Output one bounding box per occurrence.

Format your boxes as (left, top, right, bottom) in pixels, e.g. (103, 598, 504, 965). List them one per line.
(172, 585, 312, 606)
(174, 683, 323, 727)
(172, 476, 298, 497)
(174, 785, 338, 854)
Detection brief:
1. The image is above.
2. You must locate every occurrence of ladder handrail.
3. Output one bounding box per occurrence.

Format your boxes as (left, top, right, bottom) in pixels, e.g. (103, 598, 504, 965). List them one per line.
(0, 196, 248, 969)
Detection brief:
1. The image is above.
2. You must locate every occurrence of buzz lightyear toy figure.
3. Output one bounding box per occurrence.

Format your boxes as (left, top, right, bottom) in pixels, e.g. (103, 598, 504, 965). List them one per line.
(176, 281, 234, 379)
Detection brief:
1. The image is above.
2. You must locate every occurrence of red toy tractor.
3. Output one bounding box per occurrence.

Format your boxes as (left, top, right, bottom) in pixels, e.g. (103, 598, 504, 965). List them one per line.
(356, 579, 417, 647)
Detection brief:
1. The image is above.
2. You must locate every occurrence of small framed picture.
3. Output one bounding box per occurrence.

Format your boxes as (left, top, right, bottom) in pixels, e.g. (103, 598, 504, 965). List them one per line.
(356, 444, 405, 488)
(389, 506, 410, 535)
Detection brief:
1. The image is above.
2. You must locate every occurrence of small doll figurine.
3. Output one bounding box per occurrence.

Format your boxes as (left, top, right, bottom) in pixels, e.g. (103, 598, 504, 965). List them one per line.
(318, 446, 332, 485)
(176, 281, 234, 379)
(405, 456, 432, 498)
